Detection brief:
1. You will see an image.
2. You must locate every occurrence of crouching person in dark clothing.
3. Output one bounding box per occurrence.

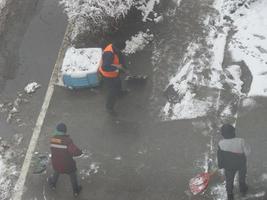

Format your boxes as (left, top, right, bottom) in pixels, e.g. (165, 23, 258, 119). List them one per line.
(48, 123, 83, 197)
(217, 124, 250, 200)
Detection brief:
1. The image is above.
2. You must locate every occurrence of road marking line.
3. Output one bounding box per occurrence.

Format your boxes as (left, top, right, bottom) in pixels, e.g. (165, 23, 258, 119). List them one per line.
(12, 24, 70, 200)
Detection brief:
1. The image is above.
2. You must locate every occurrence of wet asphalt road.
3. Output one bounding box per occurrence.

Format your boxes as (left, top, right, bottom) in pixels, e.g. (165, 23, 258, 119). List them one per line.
(0, 0, 267, 199)
(0, 0, 67, 145)
(21, 0, 220, 199)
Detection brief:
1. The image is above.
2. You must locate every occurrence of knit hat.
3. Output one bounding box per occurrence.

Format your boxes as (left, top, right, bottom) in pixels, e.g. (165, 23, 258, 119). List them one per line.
(56, 123, 67, 134)
(221, 124, 235, 139)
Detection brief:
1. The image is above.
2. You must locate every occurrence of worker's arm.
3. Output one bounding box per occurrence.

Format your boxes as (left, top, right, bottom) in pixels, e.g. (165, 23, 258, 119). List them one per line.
(103, 51, 127, 72)
(102, 52, 118, 71)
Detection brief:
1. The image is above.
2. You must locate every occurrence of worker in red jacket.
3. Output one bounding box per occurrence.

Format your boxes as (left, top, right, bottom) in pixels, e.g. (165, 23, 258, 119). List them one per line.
(47, 123, 83, 197)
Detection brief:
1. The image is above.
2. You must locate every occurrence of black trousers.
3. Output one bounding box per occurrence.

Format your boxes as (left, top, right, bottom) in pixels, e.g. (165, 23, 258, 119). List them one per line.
(225, 166, 247, 196)
(49, 170, 79, 192)
(103, 77, 122, 110)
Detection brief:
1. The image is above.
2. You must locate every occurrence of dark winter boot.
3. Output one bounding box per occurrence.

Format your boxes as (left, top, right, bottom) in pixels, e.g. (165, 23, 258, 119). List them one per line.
(47, 177, 56, 190)
(73, 185, 82, 197)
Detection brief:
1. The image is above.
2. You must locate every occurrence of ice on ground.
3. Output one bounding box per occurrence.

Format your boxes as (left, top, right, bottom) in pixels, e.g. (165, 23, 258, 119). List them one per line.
(61, 47, 102, 77)
(160, 28, 227, 120)
(123, 31, 154, 55)
(24, 82, 41, 94)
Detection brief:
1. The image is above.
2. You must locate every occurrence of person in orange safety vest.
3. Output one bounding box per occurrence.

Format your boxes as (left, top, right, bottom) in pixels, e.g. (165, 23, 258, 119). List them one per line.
(99, 41, 128, 114)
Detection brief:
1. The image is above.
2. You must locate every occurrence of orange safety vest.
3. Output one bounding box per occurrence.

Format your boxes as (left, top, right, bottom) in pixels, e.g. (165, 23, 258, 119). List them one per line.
(99, 44, 120, 78)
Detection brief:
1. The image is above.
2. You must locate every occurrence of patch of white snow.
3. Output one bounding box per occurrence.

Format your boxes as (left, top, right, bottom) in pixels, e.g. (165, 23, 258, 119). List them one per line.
(24, 82, 41, 94)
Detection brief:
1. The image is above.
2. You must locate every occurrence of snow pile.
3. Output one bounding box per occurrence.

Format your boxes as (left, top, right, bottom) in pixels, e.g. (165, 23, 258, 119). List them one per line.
(0, 138, 19, 200)
(210, 183, 227, 200)
(24, 82, 41, 94)
(0, 157, 13, 199)
(162, 86, 213, 120)
(61, 47, 102, 77)
(160, 34, 225, 120)
(123, 31, 154, 55)
(0, 0, 7, 10)
(135, 0, 160, 22)
(227, 0, 267, 96)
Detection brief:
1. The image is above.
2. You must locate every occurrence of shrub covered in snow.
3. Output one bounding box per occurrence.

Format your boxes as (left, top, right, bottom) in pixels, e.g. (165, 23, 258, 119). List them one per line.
(59, 0, 136, 40)
(59, 0, 160, 42)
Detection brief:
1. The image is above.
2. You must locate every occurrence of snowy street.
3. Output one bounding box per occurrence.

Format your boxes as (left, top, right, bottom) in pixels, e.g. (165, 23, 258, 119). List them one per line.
(0, 0, 267, 199)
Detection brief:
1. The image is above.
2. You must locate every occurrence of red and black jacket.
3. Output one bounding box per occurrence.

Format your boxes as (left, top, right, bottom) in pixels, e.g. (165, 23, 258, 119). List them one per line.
(50, 135, 82, 174)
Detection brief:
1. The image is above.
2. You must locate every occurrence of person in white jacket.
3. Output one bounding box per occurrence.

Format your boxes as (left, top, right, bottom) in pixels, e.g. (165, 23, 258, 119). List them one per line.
(217, 124, 250, 200)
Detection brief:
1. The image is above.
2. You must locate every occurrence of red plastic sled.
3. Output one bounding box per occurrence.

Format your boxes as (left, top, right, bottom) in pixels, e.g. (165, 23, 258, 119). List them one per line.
(189, 172, 210, 195)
